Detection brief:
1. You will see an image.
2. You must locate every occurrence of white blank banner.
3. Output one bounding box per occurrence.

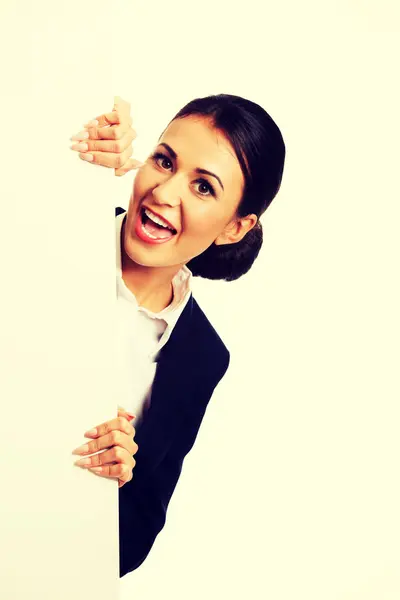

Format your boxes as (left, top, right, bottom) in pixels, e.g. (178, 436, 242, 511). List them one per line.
(1, 2, 120, 598)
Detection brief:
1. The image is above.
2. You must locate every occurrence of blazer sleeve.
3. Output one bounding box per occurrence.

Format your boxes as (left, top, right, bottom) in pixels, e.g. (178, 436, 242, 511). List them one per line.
(119, 350, 230, 578)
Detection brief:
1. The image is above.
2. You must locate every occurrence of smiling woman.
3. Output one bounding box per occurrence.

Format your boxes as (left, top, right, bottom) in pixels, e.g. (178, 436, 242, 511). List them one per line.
(70, 94, 285, 577)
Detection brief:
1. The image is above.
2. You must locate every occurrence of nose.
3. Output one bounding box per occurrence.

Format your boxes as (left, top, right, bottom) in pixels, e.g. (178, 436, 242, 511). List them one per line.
(151, 173, 183, 208)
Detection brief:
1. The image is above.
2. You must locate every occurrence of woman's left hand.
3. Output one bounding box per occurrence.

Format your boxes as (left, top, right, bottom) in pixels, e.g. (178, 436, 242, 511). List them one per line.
(72, 407, 138, 488)
(70, 96, 144, 177)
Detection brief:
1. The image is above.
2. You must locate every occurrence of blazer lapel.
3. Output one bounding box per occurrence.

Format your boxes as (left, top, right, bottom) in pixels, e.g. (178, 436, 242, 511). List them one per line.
(133, 294, 196, 472)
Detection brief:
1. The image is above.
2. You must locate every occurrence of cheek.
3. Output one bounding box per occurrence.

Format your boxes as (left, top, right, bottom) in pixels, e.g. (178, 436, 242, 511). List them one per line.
(132, 164, 155, 201)
(132, 170, 146, 200)
(183, 203, 226, 239)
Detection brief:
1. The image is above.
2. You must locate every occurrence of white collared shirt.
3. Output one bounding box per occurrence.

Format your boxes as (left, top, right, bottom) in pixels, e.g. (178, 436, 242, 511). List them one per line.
(115, 211, 192, 426)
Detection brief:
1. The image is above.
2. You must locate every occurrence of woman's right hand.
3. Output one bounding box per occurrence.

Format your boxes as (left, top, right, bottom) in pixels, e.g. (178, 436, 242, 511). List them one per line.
(73, 406, 138, 489)
(70, 96, 144, 176)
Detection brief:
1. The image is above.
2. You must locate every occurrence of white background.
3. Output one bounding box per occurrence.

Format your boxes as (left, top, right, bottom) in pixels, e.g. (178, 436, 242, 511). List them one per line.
(1, 1, 399, 599)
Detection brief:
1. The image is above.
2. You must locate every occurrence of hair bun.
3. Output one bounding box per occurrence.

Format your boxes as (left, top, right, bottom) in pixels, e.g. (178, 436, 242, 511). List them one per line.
(187, 222, 263, 282)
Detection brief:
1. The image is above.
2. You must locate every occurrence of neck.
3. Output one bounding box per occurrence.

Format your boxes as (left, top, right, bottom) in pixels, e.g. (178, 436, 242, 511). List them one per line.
(120, 220, 183, 313)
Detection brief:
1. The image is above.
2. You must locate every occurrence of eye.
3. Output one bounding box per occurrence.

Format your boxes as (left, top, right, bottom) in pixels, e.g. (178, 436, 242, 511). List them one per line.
(193, 178, 216, 198)
(151, 151, 173, 171)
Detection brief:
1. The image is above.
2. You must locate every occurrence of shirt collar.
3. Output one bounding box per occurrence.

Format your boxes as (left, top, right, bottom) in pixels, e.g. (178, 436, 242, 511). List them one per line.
(115, 210, 192, 325)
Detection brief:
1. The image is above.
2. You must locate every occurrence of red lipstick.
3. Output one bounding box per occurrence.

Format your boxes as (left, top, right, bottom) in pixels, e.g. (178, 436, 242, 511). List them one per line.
(134, 207, 176, 245)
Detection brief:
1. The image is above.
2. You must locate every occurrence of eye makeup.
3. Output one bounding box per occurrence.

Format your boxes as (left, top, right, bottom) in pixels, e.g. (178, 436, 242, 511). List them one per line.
(149, 150, 217, 198)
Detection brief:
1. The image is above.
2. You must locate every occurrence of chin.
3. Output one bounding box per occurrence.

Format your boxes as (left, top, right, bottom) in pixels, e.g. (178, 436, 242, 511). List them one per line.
(123, 239, 172, 269)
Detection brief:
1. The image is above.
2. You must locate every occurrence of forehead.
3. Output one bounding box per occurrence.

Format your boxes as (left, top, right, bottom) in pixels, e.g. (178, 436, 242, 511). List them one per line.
(159, 116, 244, 188)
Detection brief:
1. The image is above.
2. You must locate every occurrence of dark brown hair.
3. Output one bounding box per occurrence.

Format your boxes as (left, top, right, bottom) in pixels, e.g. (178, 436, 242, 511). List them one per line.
(167, 94, 285, 281)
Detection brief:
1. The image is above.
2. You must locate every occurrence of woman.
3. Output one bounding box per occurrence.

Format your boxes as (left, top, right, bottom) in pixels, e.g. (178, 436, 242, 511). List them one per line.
(71, 94, 285, 577)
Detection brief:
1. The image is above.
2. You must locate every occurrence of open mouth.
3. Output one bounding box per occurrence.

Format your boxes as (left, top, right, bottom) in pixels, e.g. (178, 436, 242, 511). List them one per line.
(135, 206, 178, 244)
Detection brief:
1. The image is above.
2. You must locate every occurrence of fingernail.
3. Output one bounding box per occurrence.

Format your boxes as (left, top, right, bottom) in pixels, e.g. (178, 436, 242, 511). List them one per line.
(126, 413, 136, 420)
(74, 457, 91, 466)
(84, 428, 97, 436)
(84, 119, 99, 127)
(70, 143, 88, 152)
(79, 153, 93, 162)
(71, 131, 89, 141)
(72, 444, 89, 455)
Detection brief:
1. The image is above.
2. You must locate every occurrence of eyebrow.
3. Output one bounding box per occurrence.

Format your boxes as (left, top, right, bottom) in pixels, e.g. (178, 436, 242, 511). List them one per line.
(158, 142, 225, 191)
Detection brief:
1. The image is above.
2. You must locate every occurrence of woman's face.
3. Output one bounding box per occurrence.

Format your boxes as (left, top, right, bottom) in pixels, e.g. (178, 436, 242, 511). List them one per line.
(123, 115, 254, 269)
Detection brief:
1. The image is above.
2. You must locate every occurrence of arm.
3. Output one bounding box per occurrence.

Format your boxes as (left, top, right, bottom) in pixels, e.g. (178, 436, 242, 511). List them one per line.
(119, 417, 193, 577)
(119, 352, 230, 577)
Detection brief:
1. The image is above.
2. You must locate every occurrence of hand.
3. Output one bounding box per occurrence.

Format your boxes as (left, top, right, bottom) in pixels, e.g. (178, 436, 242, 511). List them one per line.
(70, 96, 144, 177)
(72, 406, 138, 488)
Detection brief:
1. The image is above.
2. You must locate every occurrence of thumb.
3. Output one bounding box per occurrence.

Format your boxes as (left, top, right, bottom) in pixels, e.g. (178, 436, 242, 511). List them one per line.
(113, 95, 130, 117)
(118, 406, 136, 420)
(115, 158, 144, 177)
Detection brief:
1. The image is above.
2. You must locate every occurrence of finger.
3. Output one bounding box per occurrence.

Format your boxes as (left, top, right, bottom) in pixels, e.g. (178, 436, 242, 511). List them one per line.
(115, 158, 145, 177)
(79, 144, 133, 169)
(72, 120, 131, 141)
(84, 416, 135, 439)
(86, 112, 120, 128)
(75, 446, 133, 468)
(86, 123, 131, 140)
(70, 130, 90, 142)
(73, 430, 125, 455)
(117, 409, 136, 422)
(85, 113, 133, 129)
(83, 97, 131, 129)
(83, 429, 138, 457)
(72, 128, 136, 154)
(89, 462, 133, 483)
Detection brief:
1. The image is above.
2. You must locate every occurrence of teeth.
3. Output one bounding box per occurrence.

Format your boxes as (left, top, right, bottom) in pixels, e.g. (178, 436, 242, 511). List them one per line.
(144, 208, 175, 231)
(141, 222, 158, 239)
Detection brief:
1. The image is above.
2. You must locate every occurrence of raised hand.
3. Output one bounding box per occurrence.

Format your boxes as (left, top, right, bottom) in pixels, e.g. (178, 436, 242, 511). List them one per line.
(70, 96, 144, 176)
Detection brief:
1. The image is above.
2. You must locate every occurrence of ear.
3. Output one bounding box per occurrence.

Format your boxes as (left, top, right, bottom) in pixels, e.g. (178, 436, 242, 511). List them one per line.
(214, 214, 258, 246)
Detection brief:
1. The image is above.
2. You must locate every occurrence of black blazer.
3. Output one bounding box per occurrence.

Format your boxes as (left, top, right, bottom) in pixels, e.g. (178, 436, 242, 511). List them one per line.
(116, 207, 230, 578)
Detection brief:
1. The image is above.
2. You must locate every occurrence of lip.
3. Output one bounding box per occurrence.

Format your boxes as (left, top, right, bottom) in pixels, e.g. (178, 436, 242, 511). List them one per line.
(141, 204, 179, 234)
(134, 206, 177, 245)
